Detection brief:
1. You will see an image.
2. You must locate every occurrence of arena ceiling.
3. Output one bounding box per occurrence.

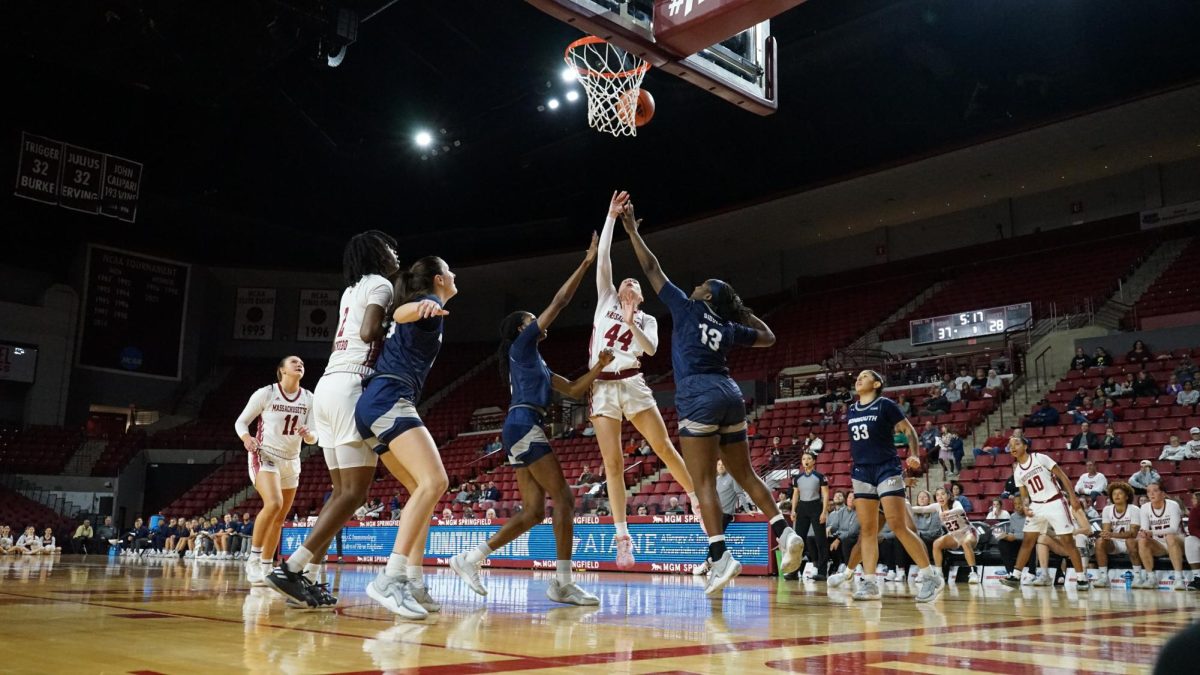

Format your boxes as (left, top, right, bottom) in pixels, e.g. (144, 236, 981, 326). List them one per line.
(3, 0, 1200, 272)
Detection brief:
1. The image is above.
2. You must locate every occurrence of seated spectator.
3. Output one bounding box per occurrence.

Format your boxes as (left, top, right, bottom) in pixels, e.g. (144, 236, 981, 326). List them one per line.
(803, 430, 824, 455)
(767, 447, 784, 468)
(775, 491, 792, 515)
(1187, 426, 1200, 455)
(1129, 460, 1162, 495)
(787, 435, 803, 455)
(1160, 435, 1196, 462)
(664, 497, 686, 515)
(1165, 374, 1184, 397)
(912, 489, 942, 550)
(746, 418, 759, 440)
(770, 435, 782, 453)
(440, 508, 453, 521)
(1024, 400, 1060, 428)
(945, 381, 963, 404)
(71, 520, 94, 554)
(1069, 422, 1100, 451)
(1118, 372, 1137, 399)
(1067, 387, 1087, 410)
(635, 505, 649, 516)
(896, 394, 911, 416)
(462, 505, 476, 519)
(1174, 356, 1196, 384)
(40, 527, 60, 554)
(1102, 376, 1125, 399)
(1093, 347, 1113, 367)
(485, 508, 497, 519)
(485, 436, 502, 455)
(970, 367, 988, 391)
(1177, 380, 1199, 407)
(0, 525, 17, 555)
(985, 368, 1003, 391)
(390, 493, 402, 520)
(1075, 460, 1108, 497)
(16, 526, 43, 555)
(454, 484, 472, 504)
(1098, 398, 1120, 423)
(919, 421, 939, 459)
(1100, 424, 1123, 456)
(921, 386, 950, 416)
(1070, 347, 1094, 371)
(1126, 339, 1153, 364)
(950, 482, 971, 512)
(953, 367, 974, 391)
(637, 439, 652, 456)
(578, 466, 597, 485)
(1070, 397, 1099, 424)
(934, 425, 954, 474)
(1132, 370, 1159, 398)
(986, 498, 1010, 520)
(483, 481, 501, 502)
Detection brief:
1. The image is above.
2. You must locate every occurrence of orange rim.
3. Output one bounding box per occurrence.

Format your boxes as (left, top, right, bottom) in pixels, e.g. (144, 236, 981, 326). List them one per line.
(564, 36, 650, 80)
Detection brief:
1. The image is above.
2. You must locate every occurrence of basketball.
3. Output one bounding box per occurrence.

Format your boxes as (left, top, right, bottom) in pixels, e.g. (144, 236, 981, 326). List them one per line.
(616, 88, 655, 128)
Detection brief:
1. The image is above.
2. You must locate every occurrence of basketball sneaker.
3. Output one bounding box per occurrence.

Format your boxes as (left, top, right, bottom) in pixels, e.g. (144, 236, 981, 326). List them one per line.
(546, 579, 599, 606)
(827, 569, 852, 589)
(1173, 577, 1187, 592)
(614, 534, 635, 569)
(915, 571, 945, 603)
(1187, 577, 1200, 591)
(245, 557, 265, 586)
(1076, 579, 1091, 592)
(967, 570, 981, 585)
(449, 551, 488, 596)
(884, 569, 898, 583)
(367, 573, 427, 620)
(853, 578, 882, 601)
(692, 559, 711, 577)
(1133, 571, 1155, 589)
(704, 551, 742, 596)
(264, 565, 318, 609)
(1029, 573, 1051, 586)
(409, 584, 441, 612)
(998, 574, 1021, 589)
(1093, 573, 1110, 588)
(308, 582, 338, 610)
(778, 528, 805, 575)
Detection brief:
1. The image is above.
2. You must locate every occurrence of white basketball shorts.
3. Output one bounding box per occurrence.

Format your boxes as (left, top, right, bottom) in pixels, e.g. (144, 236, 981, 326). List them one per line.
(1023, 498, 1076, 536)
(590, 374, 658, 420)
(313, 372, 377, 470)
(249, 451, 300, 490)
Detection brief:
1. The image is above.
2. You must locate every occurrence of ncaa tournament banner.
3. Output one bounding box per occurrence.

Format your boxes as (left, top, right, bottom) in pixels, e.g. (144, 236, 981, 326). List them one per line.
(297, 289, 340, 343)
(282, 514, 773, 575)
(233, 288, 276, 341)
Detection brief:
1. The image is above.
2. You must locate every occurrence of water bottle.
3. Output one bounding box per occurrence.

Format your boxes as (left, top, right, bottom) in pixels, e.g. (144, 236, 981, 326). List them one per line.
(1123, 570, 1133, 590)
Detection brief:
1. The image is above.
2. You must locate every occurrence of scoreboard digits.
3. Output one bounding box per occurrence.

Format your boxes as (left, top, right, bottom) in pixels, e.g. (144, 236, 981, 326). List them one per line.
(911, 303, 1031, 346)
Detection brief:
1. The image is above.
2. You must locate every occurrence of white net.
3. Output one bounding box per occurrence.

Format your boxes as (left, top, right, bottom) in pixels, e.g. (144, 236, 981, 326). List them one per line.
(564, 37, 649, 137)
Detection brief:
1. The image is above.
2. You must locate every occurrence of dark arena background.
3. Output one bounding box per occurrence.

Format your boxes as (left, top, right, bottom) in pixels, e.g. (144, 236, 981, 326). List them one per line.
(1, 1, 1199, 673)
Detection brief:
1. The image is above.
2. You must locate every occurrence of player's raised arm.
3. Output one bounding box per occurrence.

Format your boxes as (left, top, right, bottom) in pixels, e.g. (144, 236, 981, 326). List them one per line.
(536, 232, 598, 332)
(553, 349, 616, 400)
(620, 204, 668, 293)
(597, 191, 629, 296)
(742, 313, 776, 349)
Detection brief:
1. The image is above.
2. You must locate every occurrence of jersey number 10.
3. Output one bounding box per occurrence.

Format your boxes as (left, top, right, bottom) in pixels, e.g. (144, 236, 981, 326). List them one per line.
(603, 324, 634, 352)
(1027, 474, 1045, 493)
(282, 414, 299, 436)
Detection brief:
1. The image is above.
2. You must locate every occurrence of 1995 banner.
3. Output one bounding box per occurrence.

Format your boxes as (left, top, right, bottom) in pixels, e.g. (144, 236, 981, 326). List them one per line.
(281, 515, 773, 574)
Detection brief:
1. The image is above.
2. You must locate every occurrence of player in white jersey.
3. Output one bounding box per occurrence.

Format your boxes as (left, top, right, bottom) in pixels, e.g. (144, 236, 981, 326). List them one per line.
(589, 192, 700, 567)
(267, 231, 399, 608)
(1092, 481, 1142, 587)
(913, 487, 980, 583)
(236, 355, 315, 587)
(998, 435, 1090, 590)
(1136, 482, 1189, 590)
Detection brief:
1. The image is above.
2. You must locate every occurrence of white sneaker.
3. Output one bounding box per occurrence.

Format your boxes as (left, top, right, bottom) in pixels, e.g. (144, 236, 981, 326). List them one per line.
(449, 552, 488, 596)
(1173, 577, 1187, 591)
(704, 551, 742, 595)
(885, 570, 898, 582)
(546, 579, 599, 606)
(366, 574, 428, 620)
(875, 564, 888, 576)
(1134, 572, 1154, 589)
(853, 578, 882, 600)
(827, 569, 852, 589)
(915, 571, 945, 603)
(967, 571, 981, 585)
(1093, 573, 1110, 588)
(245, 558, 265, 586)
(692, 559, 712, 577)
(409, 584, 442, 612)
(1029, 573, 1051, 587)
(778, 529, 804, 575)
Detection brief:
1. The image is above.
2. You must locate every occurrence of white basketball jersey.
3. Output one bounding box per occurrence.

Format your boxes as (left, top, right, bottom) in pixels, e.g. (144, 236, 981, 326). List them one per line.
(1013, 452, 1062, 502)
(1140, 500, 1182, 536)
(326, 274, 393, 375)
(1102, 503, 1140, 533)
(589, 287, 658, 372)
(235, 384, 313, 460)
(940, 502, 970, 534)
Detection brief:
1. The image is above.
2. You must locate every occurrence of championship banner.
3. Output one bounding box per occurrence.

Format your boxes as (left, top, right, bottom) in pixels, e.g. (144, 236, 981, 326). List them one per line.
(282, 514, 773, 574)
(233, 288, 276, 341)
(14, 132, 143, 221)
(297, 289, 340, 343)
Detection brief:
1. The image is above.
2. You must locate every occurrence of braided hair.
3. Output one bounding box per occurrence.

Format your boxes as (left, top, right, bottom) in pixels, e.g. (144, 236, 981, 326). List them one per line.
(342, 230, 398, 287)
(497, 311, 529, 385)
(707, 279, 753, 324)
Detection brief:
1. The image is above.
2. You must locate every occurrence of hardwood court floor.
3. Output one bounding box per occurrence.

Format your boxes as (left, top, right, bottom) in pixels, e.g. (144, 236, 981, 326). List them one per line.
(0, 555, 1194, 674)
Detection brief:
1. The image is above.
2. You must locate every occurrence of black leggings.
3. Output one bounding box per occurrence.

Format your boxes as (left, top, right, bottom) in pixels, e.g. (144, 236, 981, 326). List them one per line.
(793, 500, 828, 573)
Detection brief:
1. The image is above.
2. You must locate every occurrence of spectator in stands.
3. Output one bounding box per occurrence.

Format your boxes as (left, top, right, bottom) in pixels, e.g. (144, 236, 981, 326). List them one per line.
(1187, 427, 1200, 455)
(454, 484, 472, 504)
(919, 421, 939, 459)
(1093, 347, 1113, 367)
(483, 482, 501, 502)
(1133, 370, 1159, 398)
(1100, 424, 1124, 457)
(746, 418, 760, 440)
(1177, 381, 1199, 407)
(440, 508, 453, 521)
(788, 435, 803, 456)
(0, 525, 16, 555)
(1098, 398, 1120, 424)
(485, 508, 497, 519)
(803, 430, 824, 455)
(826, 492, 859, 574)
(578, 466, 597, 485)
(985, 369, 1003, 391)
(938, 426, 963, 475)
(16, 526, 43, 555)
(635, 505, 649, 516)
(1165, 374, 1184, 397)
(767, 447, 783, 469)
(775, 490, 792, 515)
(1174, 356, 1196, 384)
(389, 493, 402, 520)
(950, 482, 972, 512)
(1130, 460, 1162, 495)
(623, 437, 638, 456)
(1126, 340, 1153, 364)
(1117, 372, 1137, 400)
(1071, 347, 1094, 371)
(665, 497, 686, 515)
(71, 520, 93, 554)
(944, 381, 963, 405)
(921, 386, 950, 417)
(1067, 387, 1088, 411)
(637, 439, 652, 456)
(1070, 397, 1098, 424)
(1103, 376, 1126, 400)
(1075, 460, 1108, 497)
(485, 436, 502, 455)
(95, 516, 117, 553)
(896, 395, 911, 416)
(986, 498, 1010, 520)
(1069, 422, 1100, 452)
(462, 505, 476, 519)
(1024, 400, 1060, 428)
(1159, 435, 1196, 462)
(994, 499, 1030, 577)
(968, 367, 987, 392)
(40, 527, 60, 554)
(954, 367, 973, 391)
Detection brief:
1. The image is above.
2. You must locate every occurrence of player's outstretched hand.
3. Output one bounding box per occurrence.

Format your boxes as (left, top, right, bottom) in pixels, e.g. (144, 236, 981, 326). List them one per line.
(416, 299, 449, 319)
(608, 190, 630, 218)
(906, 455, 922, 470)
(620, 296, 638, 325)
(620, 202, 642, 234)
(584, 231, 599, 264)
(243, 437, 259, 453)
(597, 348, 616, 367)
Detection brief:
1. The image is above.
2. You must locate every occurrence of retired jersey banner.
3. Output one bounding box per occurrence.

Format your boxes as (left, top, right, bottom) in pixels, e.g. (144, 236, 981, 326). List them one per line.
(14, 132, 63, 205)
(59, 144, 105, 214)
(100, 153, 143, 222)
(14, 132, 142, 221)
(233, 288, 276, 341)
(282, 514, 773, 574)
(297, 289, 340, 343)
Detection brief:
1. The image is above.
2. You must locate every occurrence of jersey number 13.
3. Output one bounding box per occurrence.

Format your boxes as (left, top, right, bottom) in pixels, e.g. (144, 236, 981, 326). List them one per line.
(698, 324, 723, 351)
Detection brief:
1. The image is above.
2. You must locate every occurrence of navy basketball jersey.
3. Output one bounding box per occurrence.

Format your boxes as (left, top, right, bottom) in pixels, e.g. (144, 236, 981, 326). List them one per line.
(658, 281, 757, 380)
(846, 396, 906, 465)
(373, 294, 444, 403)
(508, 318, 552, 410)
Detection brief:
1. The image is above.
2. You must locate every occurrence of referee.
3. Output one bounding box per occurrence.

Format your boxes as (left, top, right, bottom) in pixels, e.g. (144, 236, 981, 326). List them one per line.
(789, 452, 829, 580)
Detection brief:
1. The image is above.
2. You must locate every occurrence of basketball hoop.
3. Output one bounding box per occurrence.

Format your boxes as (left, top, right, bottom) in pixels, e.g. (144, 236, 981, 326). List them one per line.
(564, 36, 650, 137)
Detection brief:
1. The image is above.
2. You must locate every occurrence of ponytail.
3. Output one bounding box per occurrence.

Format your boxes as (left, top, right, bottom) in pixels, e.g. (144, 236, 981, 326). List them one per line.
(395, 256, 445, 303)
(497, 311, 527, 385)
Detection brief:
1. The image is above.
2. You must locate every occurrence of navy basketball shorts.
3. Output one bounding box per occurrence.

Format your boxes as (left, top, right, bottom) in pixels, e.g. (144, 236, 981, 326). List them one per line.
(355, 377, 425, 453)
(675, 374, 747, 444)
(503, 406, 554, 469)
(851, 457, 906, 499)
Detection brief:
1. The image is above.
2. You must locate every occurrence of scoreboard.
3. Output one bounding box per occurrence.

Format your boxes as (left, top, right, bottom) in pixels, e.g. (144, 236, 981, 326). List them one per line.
(910, 302, 1031, 346)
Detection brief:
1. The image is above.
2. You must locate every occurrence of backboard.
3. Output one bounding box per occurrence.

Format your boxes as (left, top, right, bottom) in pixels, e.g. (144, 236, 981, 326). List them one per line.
(527, 0, 804, 115)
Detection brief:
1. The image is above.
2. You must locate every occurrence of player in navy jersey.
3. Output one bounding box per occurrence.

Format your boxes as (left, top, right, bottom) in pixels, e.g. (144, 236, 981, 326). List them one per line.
(620, 207, 805, 595)
(450, 234, 615, 606)
(847, 370, 943, 602)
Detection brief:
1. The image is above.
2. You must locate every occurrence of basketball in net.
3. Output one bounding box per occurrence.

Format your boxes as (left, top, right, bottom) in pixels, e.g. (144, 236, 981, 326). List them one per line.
(565, 36, 652, 137)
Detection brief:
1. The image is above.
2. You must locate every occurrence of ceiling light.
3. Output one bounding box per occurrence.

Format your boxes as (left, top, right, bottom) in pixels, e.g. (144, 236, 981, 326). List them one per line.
(561, 67, 577, 83)
(414, 131, 432, 147)
(566, 90, 580, 102)
(547, 98, 560, 110)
